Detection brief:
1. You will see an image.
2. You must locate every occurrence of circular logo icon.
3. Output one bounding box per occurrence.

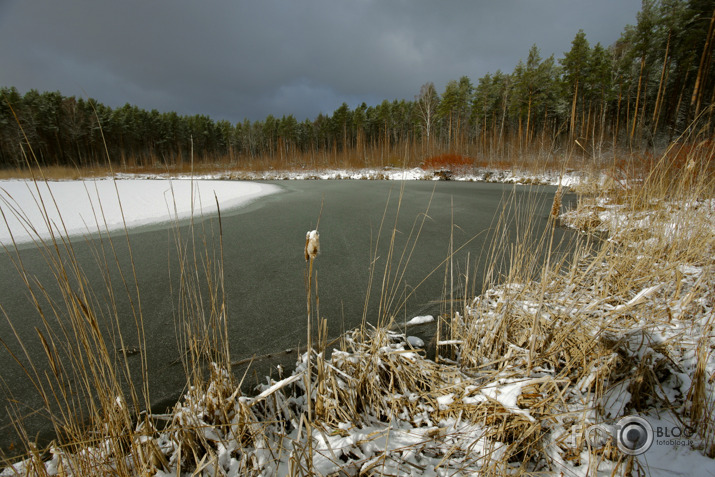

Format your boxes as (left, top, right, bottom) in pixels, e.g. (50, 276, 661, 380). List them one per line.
(585, 424, 612, 449)
(616, 416, 653, 455)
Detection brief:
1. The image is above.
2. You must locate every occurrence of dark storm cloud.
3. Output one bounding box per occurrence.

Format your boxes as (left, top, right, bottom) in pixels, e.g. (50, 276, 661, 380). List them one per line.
(0, 0, 642, 123)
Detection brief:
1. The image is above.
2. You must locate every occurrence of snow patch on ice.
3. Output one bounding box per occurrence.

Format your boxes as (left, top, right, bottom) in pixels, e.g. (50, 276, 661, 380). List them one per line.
(0, 179, 280, 245)
(406, 336, 424, 348)
(407, 315, 434, 325)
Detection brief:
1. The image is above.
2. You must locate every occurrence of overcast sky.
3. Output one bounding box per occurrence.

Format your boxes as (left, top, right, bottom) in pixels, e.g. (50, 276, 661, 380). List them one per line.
(0, 1, 642, 124)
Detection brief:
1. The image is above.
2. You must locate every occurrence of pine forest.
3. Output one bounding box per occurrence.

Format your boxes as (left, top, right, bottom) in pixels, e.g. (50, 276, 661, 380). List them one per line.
(1, 0, 714, 171)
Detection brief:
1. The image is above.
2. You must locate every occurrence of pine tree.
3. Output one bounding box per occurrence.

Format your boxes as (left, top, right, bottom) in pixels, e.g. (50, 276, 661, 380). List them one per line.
(560, 30, 591, 142)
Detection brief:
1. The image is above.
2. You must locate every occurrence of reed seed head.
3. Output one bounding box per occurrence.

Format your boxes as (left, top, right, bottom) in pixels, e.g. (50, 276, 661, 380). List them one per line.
(305, 230, 320, 261)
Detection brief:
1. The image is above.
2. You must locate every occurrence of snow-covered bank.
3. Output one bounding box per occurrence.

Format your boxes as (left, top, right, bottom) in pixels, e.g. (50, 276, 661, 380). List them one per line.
(115, 166, 584, 187)
(0, 179, 280, 246)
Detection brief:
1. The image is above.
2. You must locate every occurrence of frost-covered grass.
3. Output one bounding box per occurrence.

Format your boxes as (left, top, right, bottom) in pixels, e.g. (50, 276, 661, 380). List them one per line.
(1, 149, 713, 475)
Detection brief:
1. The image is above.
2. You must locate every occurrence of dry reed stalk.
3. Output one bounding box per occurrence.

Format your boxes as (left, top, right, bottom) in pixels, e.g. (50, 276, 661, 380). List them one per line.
(1, 129, 148, 457)
(443, 143, 712, 471)
(0, 111, 243, 476)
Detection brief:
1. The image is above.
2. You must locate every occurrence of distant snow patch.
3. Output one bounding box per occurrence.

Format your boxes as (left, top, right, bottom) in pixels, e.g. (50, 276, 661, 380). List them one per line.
(407, 315, 434, 325)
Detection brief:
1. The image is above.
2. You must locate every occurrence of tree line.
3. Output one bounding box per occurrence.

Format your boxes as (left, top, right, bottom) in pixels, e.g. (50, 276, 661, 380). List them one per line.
(1, 0, 713, 170)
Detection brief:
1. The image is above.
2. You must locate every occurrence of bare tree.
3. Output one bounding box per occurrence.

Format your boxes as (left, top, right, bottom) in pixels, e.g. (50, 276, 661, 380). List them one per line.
(416, 82, 439, 145)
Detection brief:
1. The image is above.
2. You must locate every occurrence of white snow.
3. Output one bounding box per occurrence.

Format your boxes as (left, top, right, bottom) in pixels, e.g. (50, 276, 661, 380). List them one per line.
(406, 315, 434, 325)
(406, 335, 424, 348)
(480, 378, 536, 421)
(111, 166, 585, 187)
(0, 179, 280, 246)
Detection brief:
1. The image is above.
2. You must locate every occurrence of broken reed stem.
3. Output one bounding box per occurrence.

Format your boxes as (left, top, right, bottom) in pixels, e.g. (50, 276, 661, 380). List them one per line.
(305, 256, 314, 422)
(303, 255, 315, 473)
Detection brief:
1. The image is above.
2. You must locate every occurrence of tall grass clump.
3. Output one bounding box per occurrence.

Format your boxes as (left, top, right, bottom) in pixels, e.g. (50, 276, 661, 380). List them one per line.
(561, 138, 715, 448)
(0, 153, 157, 473)
(392, 137, 713, 472)
(0, 124, 238, 474)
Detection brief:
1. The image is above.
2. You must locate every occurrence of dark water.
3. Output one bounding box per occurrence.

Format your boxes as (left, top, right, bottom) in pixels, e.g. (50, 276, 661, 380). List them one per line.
(0, 180, 577, 456)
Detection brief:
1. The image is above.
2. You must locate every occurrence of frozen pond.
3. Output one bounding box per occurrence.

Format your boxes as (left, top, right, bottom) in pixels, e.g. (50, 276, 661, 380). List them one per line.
(0, 180, 577, 454)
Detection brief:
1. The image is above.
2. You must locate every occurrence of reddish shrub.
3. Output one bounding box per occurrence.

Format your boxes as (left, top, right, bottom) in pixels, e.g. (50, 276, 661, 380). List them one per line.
(664, 140, 714, 170)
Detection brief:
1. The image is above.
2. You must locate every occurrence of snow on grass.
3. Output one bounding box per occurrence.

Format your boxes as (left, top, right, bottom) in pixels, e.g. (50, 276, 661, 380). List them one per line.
(0, 178, 280, 246)
(114, 166, 584, 187)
